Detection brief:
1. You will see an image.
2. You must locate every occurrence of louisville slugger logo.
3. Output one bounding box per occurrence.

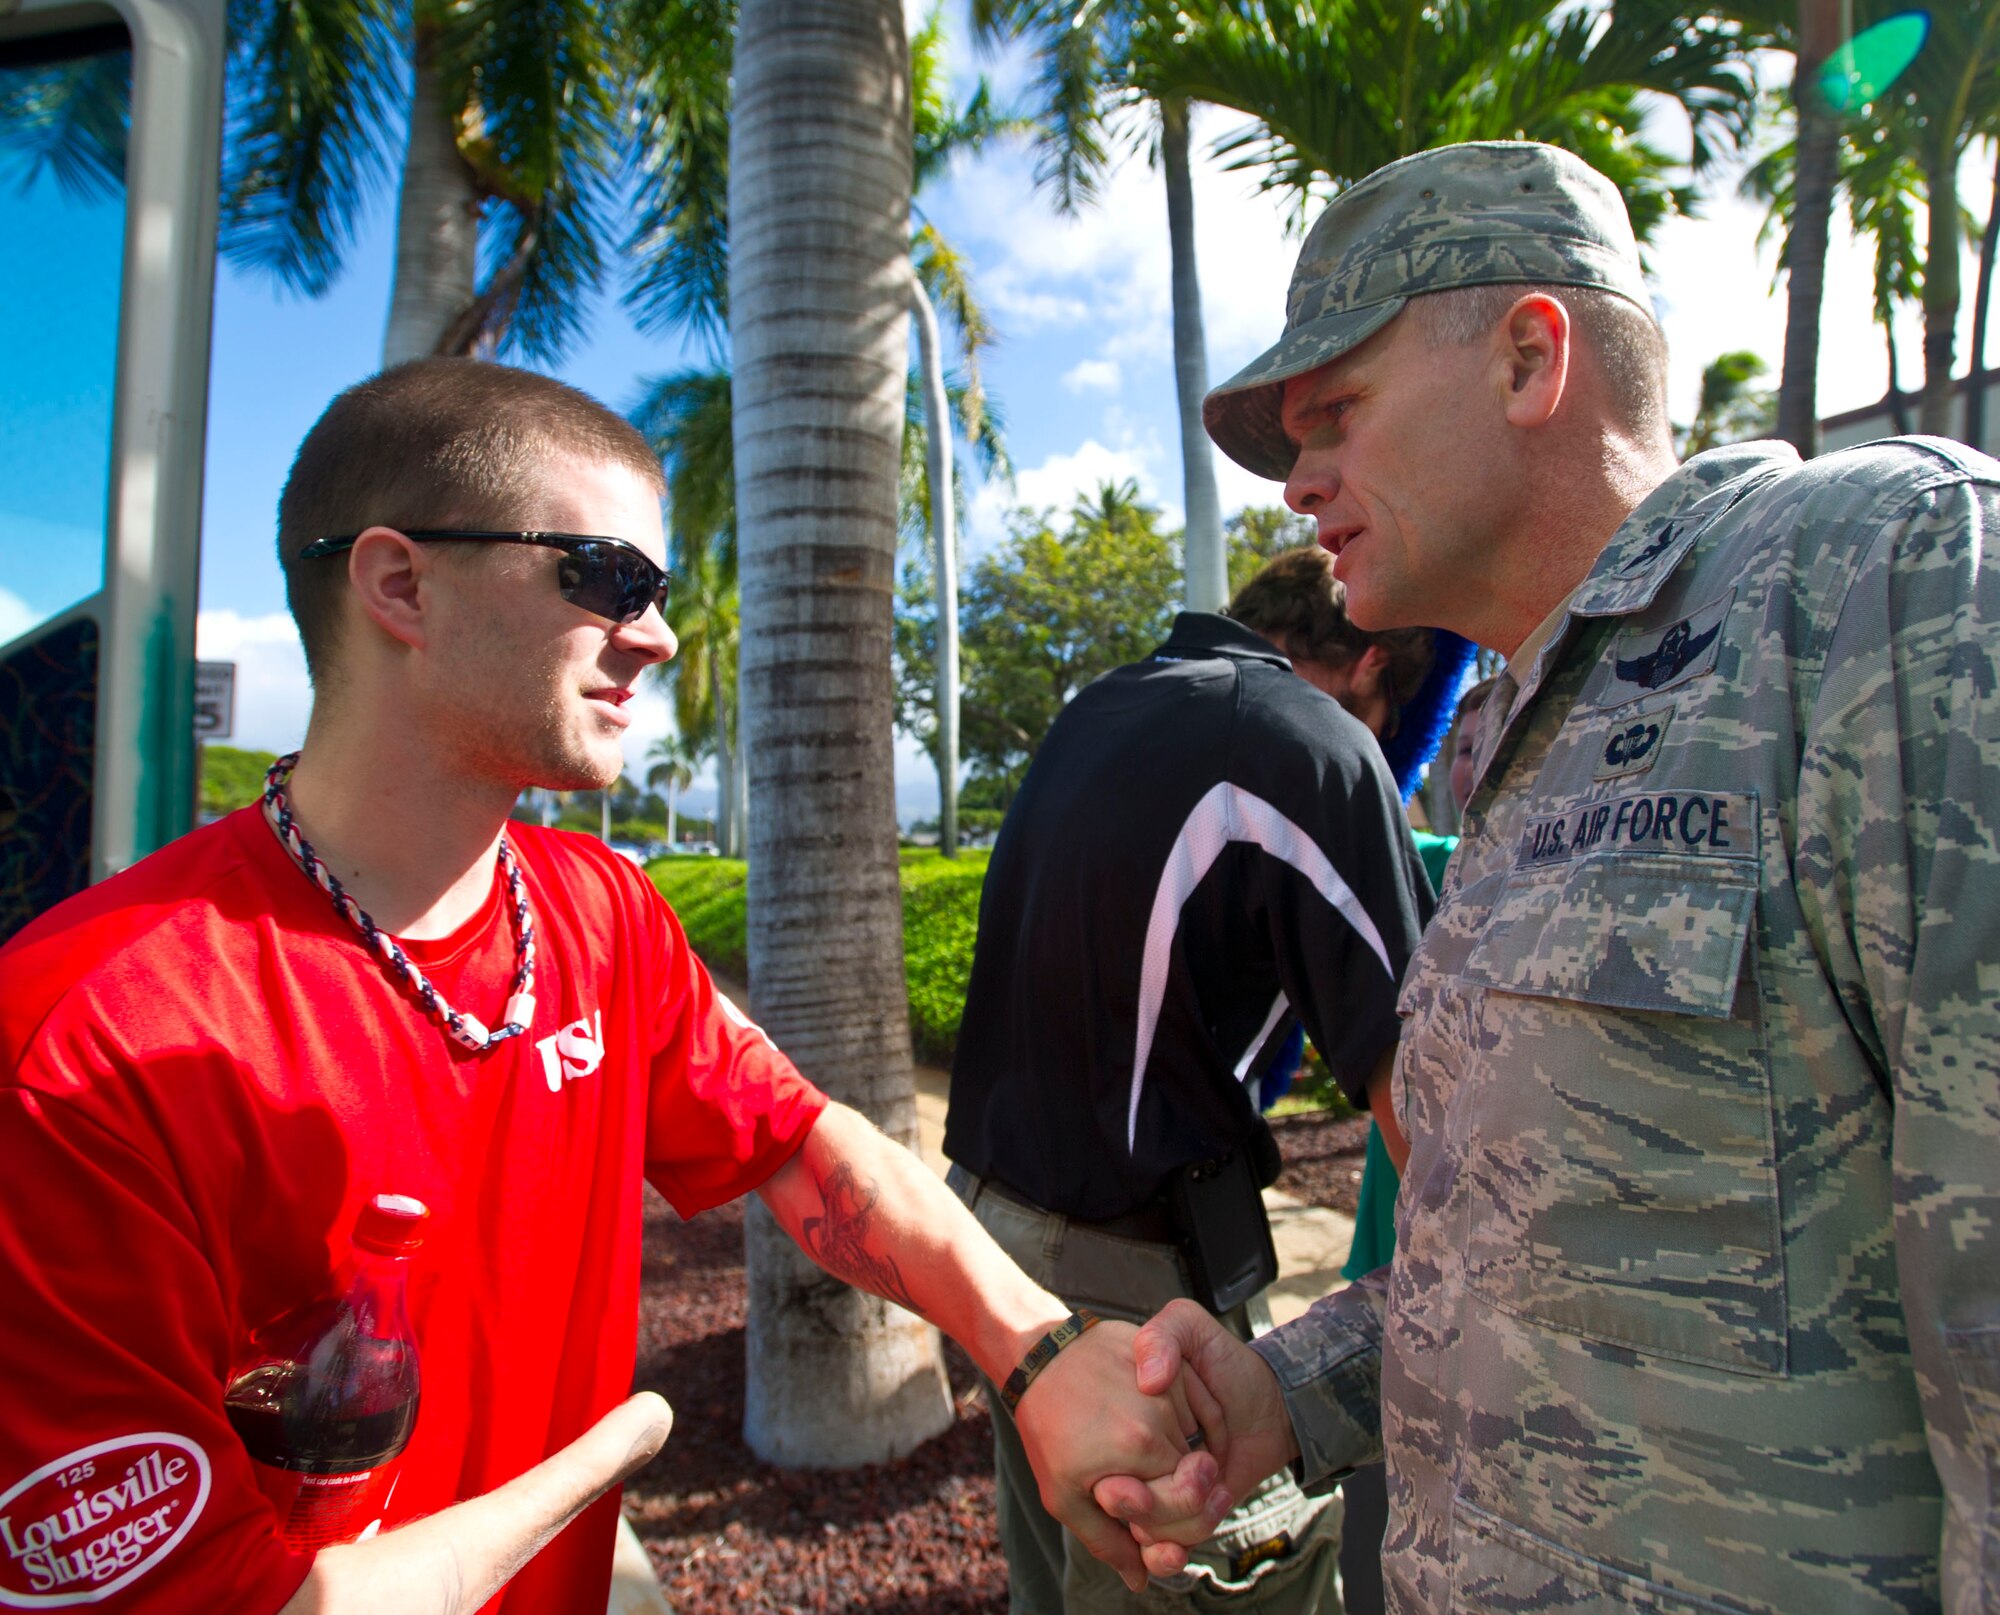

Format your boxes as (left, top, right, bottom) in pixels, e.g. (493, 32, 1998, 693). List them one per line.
(0, 1433, 210, 1605)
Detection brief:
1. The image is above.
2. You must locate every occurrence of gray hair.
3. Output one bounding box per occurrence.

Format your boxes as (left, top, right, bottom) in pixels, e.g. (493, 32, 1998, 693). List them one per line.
(1408, 282, 1670, 442)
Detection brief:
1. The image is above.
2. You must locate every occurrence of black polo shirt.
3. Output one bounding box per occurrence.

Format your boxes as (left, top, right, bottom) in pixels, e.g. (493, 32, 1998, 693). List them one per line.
(945, 612, 1433, 1222)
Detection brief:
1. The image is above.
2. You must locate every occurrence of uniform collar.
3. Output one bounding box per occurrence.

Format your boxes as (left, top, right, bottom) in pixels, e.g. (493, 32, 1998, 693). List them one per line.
(1152, 611, 1293, 670)
(1501, 443, 1800, 715)
(1468, 442, 1800, 807)
(1570, 441, 1800, 622)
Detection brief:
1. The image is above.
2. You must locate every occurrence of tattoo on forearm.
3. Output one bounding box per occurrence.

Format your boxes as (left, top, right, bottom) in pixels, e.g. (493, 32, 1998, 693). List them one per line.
(801, 1162, 927, 1318)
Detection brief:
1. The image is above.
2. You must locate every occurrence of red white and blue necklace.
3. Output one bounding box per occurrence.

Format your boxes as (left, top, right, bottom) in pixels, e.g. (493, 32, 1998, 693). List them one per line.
(261, 752, 537, 1051)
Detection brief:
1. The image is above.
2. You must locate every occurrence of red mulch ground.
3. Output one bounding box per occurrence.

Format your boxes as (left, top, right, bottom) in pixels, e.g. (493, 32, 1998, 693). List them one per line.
(624, 1110, 1366, 1612)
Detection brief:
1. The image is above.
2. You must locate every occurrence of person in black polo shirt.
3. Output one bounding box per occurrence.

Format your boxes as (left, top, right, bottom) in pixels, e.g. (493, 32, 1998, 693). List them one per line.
(946, 546, 1442, 1614)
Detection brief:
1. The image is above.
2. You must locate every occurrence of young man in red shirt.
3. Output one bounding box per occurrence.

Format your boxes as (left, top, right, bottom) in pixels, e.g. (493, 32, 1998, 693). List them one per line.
(0, 360, 1219, 1613)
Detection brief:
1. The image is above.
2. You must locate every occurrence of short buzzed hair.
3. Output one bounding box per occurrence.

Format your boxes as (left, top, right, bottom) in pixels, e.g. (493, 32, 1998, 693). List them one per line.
(1227, 545, 1435, 721)
(1407, 282, 1670, 444)
(278, 358, 666, 680)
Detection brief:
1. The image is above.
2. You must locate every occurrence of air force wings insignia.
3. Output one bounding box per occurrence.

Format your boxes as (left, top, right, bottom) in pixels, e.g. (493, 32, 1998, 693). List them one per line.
(1595, 592, 1733, 702)
(1615, 618, 1720, 689)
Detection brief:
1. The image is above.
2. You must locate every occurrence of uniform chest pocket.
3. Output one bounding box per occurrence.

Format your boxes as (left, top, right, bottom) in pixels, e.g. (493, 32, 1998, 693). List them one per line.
(1456, 847, 1785, 1377)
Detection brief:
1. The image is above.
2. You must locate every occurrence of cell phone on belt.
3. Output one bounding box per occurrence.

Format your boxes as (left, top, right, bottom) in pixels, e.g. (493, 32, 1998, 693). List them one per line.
(1168, 1148, 1279, 1315)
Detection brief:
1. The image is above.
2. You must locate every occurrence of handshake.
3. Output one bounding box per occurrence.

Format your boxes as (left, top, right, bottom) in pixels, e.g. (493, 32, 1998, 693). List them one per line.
(1012, 1298, 1306, 1593)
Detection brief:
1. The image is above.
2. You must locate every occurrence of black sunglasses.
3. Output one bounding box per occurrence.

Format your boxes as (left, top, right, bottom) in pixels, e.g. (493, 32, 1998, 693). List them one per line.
(298, 529, 671, 626)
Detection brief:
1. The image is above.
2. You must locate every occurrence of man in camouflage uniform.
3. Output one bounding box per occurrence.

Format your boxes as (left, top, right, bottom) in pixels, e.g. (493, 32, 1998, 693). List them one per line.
(1093, 141, 2000, 1613)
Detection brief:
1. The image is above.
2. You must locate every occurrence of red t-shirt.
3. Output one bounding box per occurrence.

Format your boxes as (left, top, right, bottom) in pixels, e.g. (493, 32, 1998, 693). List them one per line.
(0, 807, 826, 1612)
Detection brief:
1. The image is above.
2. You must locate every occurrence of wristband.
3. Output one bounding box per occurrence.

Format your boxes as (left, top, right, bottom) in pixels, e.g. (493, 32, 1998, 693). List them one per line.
(1000, 1309, 1102, 1414)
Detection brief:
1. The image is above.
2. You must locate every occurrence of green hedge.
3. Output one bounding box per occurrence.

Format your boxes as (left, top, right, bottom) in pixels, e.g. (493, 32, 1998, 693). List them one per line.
(898, 849, 990, 1064)
(647, 849, 990, 1067)
(201, 744, 279, 817)
(648, 856, 752, 982)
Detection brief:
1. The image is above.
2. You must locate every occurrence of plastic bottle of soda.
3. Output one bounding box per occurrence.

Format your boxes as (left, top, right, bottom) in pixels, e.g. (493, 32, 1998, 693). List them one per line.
(223, 1193, 427, 1551)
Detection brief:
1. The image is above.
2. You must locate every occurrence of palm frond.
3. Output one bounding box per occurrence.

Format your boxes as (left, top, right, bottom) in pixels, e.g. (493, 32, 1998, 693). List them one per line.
(986, 1, 1118, 215)
(1155, 0, 1758, 241)
(218, 0, 400, 294)
(912, 3, 1030, 195)
(630, 366, 737, 576)
(0, 48, 130, 202)
(619, 0, 733, 350)
(435, 0, 622, 360)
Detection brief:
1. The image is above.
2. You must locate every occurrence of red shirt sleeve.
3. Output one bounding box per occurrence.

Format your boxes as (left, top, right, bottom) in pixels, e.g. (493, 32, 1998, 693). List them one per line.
(641, 896, 828, 1217)
(0, 1085, 314, 1612)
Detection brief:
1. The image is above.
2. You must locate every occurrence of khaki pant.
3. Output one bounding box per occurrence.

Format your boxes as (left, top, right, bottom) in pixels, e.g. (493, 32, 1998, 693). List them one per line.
(949, 1166, 1343, 1615)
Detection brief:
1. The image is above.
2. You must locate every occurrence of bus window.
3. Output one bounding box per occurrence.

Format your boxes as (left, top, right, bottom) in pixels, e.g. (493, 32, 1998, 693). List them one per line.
(0, 23, 130, 645)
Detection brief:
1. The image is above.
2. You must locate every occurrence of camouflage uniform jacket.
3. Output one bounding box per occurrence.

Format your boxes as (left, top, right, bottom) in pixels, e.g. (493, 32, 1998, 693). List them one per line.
(1250, 436, 2000, 1613)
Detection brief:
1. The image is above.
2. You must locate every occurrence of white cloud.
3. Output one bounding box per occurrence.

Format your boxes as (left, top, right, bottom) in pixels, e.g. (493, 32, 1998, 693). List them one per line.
(936, 106, 1300, 382)
(195, 610, 315, 755)
(1213, 449, 1291, 521)
(970, 437, 1167, 543)
(980, 265, 1094, 331)
(1062, 357, 1122, 394)
(0, 588, 41, 648)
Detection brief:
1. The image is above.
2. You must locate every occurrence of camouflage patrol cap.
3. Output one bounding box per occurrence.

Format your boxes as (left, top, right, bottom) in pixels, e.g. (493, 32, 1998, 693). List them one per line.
(1203, 141, 1652, 481)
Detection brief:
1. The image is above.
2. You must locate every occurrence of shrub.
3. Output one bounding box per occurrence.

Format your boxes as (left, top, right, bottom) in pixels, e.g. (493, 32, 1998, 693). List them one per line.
(897, 849, 990, 1064)
(200, 744, 278, 817)
(648, 857, 749, 982)
(647, 850, 989, 1066)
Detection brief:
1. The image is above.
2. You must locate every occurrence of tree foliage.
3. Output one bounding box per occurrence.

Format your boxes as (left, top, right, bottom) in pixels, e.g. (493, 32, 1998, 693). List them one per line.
(210, 0, 733, 362)
(899, 482, 1181, 804)
(1225, 504, 1317, 595)
(199, 744, 279, 818)
(0, 43, 131, 201)
(1678, 350, 1778, 455)
(1728, 1, 2000, 436)
(1059, 0, 1764, 241)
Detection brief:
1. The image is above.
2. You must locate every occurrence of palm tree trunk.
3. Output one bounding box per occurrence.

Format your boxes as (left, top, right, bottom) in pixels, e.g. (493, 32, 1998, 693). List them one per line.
(382, 37, 481, 365)
(731, 731, 748, 858)
(1161, 96, 1227, 610)
(600, 788, 612, 843)
(909, 274, 959, 857)
(667, 778, 678, 846)
(710, 667, 736, 856)
(1920, 138, 1963, 439)
(1777, 0, 1841, 459)
(1886, 324, 1912, 434)
(1965, 142, 2000, 451)
(730, 0, 951, 1467)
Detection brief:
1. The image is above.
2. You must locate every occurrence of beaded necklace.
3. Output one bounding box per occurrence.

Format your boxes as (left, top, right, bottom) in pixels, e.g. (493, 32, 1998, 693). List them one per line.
(261, 752, 537, 1051)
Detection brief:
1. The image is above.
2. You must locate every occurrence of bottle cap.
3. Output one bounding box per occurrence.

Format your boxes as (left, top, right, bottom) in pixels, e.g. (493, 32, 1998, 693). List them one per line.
(353, 1193, 429, 1256)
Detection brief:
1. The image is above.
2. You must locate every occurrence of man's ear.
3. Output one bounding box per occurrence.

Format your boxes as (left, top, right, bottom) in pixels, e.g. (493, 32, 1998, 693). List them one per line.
(1496, 293, 1569, 430)
(1351, 643, 1390, 695)
(344, 527, 431, 651)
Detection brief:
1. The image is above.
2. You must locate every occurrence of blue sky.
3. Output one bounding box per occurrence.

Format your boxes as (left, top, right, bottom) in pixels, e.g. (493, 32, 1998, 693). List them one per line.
(5, 16, 1992, 824)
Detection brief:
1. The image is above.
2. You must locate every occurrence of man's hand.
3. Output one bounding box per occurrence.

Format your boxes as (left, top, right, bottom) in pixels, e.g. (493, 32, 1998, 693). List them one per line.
(281, 1393, 673, 1615)
(1010, 1318, 1233, 1592)
(1090, 1300, 1300, 1576)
